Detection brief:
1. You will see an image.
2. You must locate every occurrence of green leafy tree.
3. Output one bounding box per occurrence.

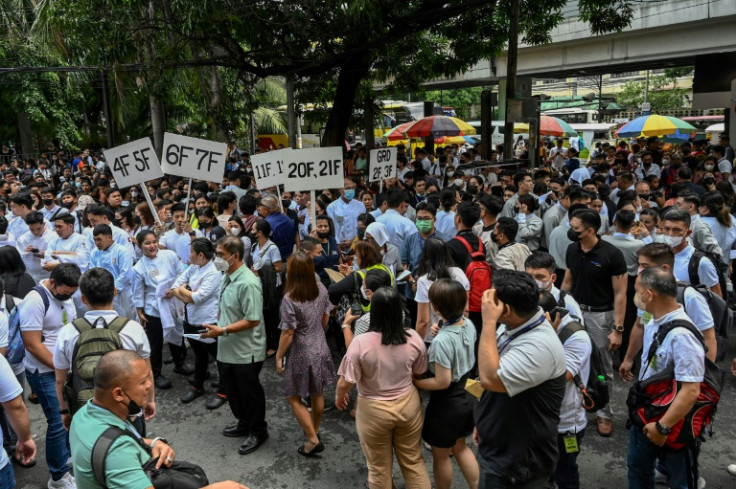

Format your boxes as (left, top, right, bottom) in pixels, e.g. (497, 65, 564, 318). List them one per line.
(616, 75, 688, 112)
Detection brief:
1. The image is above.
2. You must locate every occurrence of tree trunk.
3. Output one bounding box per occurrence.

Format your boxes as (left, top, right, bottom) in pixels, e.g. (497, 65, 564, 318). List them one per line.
(149, 95, 165, 159)
(16, 112, 32, 157)
(322, 58, 370, 148)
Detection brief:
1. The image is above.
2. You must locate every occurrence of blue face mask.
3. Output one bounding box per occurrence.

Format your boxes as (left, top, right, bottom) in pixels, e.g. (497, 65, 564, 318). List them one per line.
(344, 189, 355, 200)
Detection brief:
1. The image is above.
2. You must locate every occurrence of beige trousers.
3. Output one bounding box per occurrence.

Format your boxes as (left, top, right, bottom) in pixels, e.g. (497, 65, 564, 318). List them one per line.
(355, 388, 431, 489)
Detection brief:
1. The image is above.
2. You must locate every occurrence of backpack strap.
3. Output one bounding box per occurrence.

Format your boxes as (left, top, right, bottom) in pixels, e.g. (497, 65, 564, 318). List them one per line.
(644, 319, 704, 370)
(91, 426, 137, 488)
(558, 321, 584, 345)
(108, 317, 130, 333)
(31, 285, 50, 314)
(454, 235, 473, 254)
(72, 317, 94, 334)
(4, 294, 14, 313)
(558, 290, 567, 308)
(688, 250, 703, 286)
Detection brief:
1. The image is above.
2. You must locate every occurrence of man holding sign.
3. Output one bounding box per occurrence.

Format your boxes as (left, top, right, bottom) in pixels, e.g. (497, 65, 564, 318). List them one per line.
(326, 178, 364, 244)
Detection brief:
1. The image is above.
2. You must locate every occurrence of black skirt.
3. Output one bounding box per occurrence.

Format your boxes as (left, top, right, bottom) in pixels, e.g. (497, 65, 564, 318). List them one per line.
(422, 373, 476, 448)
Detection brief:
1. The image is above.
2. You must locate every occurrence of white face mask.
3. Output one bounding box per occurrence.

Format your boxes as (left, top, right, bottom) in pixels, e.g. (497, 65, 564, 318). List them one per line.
(704, 164, 715, 171)
(453, 179, 464, 188)
(229, 227, 243, 236)
(534, 278, 552, 290)
(360, 287, 369, 300)
(661, 235, 684, 248)
(214, 256, 230, 272)
(446, 171, 455, 178)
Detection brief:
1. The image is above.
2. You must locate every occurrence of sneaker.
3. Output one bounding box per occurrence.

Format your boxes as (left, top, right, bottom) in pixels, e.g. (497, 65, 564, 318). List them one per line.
(48, 472, 76, 489)
(654, 468, 667, 485)
(698, 476, 706, 489)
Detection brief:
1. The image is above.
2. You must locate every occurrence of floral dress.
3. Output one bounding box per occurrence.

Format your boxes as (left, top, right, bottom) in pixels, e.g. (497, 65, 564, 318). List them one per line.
(279, 282, 336, 397)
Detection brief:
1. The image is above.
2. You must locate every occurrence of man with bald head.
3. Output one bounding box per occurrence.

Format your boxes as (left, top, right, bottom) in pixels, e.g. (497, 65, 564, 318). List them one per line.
(258, 194, 295, 261)
(69, 350, 248, 489)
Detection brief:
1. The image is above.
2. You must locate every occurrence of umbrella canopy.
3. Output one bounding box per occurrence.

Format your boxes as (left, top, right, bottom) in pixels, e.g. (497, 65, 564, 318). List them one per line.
(383, 122, 414, 141)
(403, 116, 476, 139)
(539, 116, 578, 137)
(513, 118, 577, 137)
(615, 115, 697, 138)
(434, 135, 468, 145)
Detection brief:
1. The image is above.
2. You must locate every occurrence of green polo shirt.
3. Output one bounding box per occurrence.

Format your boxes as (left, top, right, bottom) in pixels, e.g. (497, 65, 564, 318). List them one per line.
(69, 402, 151, 489)
(217, 264, 266, 364)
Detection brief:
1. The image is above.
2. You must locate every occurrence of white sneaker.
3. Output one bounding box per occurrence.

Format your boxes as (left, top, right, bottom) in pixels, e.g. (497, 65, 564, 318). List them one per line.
(654, 468, 667, 485)
(728, 464, 736, 476)
(698, 476, 706, 489)
(48, 472, 76, 489)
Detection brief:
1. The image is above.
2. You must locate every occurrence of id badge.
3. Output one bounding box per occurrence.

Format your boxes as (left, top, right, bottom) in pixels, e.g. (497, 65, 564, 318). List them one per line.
(563, 433, 579, 454)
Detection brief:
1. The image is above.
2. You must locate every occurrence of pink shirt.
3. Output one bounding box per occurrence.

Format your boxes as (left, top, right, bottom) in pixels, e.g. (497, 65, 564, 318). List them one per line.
(338, 329, 428, 400)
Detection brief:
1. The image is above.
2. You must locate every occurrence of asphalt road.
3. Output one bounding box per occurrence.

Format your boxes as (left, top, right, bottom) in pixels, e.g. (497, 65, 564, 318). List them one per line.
(12, 344, 736, 489)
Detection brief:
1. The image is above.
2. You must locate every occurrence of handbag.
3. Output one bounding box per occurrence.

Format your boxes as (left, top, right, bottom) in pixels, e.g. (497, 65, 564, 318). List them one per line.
(92, 426, 209, 489)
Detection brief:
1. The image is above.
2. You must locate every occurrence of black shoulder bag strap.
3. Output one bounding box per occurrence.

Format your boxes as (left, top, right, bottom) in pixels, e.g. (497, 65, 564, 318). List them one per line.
(92, 426, 149, 488)
(641, 319, 703, 379)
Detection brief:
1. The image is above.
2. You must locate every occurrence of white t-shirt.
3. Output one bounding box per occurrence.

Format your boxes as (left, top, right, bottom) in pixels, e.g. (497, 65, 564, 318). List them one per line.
(53, 310, 150, 371)
(640, 307, 704, 382)
(161, 228, 202, 264)
(415, 267, 470, 342)
(18, 283, 77, 374)
(557, 328, 591, 433)
(673, 245, 719, 288)
(0, 356, 23, 470)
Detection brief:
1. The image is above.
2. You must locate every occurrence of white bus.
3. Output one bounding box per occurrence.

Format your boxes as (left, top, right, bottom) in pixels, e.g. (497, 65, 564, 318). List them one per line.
(543, 108, 598, 124)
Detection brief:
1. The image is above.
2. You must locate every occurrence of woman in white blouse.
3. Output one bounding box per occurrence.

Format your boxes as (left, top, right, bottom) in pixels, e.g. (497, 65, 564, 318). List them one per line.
(171, 238, 226, 406)
(132, 230, 187, 390)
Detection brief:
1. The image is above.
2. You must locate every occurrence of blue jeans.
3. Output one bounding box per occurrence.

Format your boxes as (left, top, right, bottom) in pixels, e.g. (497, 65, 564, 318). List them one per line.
(553, 429, 585, 489)
(26, 370, 71, 481)
(627, 426, 698, 489)
(0, 462, 15, 489)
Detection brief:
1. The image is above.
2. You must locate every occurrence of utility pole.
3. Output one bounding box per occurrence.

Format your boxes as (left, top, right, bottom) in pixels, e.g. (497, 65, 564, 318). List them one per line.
(503, 0, 520, 160)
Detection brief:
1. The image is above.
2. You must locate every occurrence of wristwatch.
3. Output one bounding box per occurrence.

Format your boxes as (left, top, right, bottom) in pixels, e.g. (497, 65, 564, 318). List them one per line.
(614, 324, 625, 333)
(655, 421, 672, 435)
(58, 409, 69, 415)
(222, 326, 229, 336)
(149, 437, 169, 449)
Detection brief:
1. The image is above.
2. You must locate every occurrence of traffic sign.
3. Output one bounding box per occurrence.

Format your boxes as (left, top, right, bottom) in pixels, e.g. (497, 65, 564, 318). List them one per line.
(104, 138, 163, 189)
(369, 147, 397, 182)
(162, 133, 227, 184)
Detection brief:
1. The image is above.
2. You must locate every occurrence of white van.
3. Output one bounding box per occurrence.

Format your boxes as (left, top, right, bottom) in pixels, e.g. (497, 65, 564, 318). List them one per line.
(468, 120, 528, 151)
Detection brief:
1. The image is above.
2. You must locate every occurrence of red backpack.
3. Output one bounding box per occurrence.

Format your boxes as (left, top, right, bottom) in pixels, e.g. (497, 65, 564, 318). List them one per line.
(454, 235, 492, 312)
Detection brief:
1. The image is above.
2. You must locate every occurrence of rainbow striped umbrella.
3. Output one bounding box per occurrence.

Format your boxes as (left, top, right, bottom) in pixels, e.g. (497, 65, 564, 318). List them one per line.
(383, 122, 414, 141)
(615, 115, 697, 138)
(403, 116, 476, 139)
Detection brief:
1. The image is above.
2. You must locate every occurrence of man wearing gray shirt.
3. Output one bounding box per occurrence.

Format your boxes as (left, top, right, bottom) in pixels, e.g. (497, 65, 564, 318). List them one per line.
(475, 270, 567, 488)
(675, 193, 722, 255)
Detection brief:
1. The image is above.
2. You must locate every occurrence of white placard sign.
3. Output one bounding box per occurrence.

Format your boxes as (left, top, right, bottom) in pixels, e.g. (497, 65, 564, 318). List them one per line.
(282, 147, 344, 192)
(162, 132, 227, 184)
(250, 148, 291, 189)
(369, 147, 397, 182)
(104, 137, 164, 189)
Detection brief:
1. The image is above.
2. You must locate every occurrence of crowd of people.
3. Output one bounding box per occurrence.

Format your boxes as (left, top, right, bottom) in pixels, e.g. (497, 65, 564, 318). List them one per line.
(0, 132, 734, 489)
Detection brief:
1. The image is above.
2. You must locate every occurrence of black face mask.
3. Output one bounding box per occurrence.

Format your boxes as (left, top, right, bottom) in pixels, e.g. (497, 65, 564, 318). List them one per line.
(122, 389, 143, 417)
(490, 233, 500, 243)
(513, 205, 520, 214)
(42, 198, 54, 206)
(567, 228, 583, 242)
(281, 199, 292, 209)
(199, 220, 212, 228)
(60, 201, 74, 209)
(703, 177, 715, 186)
(52, 292, 72, 302)
(317, 231, 330, 239)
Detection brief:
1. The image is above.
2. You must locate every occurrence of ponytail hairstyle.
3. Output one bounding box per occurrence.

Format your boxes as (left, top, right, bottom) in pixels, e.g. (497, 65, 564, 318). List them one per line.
(701, 191, 732, 228)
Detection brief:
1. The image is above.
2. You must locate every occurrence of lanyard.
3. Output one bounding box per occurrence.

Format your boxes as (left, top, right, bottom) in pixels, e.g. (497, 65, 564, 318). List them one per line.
(497, 315, 546, 354)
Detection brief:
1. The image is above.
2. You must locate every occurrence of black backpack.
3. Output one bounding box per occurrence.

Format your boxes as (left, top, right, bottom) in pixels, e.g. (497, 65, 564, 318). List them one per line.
(558, 321, 610, 412)
(688, 249, 729, 302)
(676, 282, 732, 361)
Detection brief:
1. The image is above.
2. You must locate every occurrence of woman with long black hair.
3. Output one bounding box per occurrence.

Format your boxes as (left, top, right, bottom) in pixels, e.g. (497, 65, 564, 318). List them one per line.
(335, 287, 430, 489)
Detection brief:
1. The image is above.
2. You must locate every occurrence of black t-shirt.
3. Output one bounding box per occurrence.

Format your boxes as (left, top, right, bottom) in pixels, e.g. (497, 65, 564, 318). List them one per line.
(565, 238, 627, 307)
(447, 230, 480, 269)
(474, 373, 566, 481)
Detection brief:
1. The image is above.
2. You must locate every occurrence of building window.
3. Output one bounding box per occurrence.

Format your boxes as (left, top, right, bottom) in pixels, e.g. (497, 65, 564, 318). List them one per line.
(611, 71, 640, 79)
